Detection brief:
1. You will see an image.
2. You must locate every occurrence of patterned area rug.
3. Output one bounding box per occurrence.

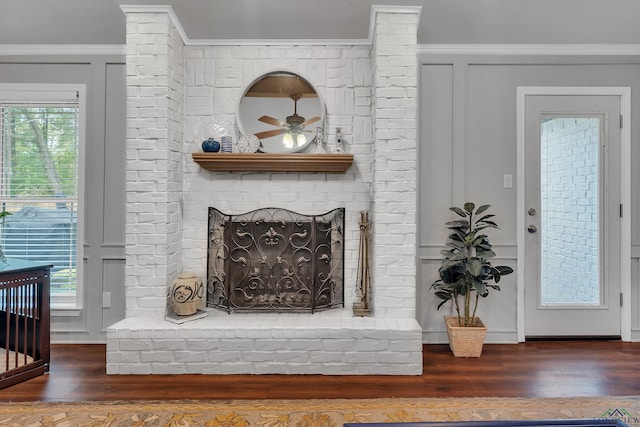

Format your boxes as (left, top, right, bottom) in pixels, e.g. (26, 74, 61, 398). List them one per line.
(0, 396, 638, 427)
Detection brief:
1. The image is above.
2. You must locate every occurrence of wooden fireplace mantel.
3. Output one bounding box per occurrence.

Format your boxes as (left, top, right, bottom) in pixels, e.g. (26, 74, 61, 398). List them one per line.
(191, 152, 354, 173)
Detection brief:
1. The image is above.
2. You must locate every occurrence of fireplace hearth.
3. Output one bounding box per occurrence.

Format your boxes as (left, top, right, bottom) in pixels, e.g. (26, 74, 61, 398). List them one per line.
(207, 207, 345, 313)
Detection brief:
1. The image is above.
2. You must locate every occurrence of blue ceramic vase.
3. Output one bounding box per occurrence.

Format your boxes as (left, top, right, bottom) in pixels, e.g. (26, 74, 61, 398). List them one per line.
(202, 138, 221, 152)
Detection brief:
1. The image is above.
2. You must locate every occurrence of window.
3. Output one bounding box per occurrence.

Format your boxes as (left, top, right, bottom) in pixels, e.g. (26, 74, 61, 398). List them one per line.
(0, 84, 85, 309)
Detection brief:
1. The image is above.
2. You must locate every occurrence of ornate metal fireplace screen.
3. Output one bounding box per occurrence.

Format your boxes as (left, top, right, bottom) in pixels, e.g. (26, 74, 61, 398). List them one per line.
(207, 207, 345, 313)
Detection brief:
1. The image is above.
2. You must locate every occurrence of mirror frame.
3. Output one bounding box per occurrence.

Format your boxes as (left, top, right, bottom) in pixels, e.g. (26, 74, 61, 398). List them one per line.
(236, 71, 325, 154)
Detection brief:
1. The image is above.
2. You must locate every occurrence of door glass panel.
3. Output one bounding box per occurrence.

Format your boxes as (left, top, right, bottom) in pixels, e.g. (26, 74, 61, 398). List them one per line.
(540, 117, 601, 306)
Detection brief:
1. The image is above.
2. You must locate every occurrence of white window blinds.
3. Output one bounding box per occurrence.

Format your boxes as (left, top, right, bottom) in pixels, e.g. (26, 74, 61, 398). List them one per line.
(0, 85, 84, 308)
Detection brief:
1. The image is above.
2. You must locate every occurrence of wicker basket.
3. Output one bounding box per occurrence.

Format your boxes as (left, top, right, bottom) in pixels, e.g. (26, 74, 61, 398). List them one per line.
(444, 315, 487, 357)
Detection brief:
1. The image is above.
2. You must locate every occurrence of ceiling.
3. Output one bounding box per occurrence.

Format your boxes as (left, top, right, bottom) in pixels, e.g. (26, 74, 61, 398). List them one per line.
(2, 0, 640, 45)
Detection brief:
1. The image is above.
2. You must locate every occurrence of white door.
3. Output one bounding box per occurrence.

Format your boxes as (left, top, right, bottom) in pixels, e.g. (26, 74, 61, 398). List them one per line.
(522, 93, 622, 338)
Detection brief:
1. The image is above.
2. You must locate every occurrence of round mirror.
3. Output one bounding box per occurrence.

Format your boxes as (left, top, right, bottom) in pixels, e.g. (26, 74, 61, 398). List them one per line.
(237, 71, 325, 153)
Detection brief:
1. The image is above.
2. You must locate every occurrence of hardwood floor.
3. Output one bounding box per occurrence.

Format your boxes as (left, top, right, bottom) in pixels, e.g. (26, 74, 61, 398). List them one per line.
(0, 341, 639, 402)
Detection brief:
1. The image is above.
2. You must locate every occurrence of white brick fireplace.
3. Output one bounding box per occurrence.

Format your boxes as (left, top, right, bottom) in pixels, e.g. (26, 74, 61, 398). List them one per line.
(106, 5, 423, 375)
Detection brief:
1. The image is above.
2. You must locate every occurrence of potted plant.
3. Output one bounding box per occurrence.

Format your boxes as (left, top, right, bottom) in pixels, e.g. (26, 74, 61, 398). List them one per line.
(430, 202, 513, 357)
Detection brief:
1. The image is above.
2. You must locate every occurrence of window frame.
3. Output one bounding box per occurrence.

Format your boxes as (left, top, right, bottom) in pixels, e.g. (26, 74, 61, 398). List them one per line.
(0, 83, 86, 311)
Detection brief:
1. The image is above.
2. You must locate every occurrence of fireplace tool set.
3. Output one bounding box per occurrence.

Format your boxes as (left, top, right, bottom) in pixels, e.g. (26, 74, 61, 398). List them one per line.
(353, 210, 372, 316)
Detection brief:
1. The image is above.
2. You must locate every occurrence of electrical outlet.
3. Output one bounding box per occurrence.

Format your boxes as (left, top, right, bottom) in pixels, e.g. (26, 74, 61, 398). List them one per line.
(503, 174, 513, 189)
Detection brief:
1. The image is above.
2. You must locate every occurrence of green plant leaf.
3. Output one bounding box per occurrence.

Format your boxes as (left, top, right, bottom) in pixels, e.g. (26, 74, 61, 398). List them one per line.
(463, 202, 475, 213)
(434, 290, 453, 299)
(439, 264, 465, 284)
(474, 225, 498, 234)
(445, 242, 464, 253)
(477, 214, 495, 222)
(450, 229, 467, 241)
(466, 258, 484, 276)
(475, 204, 491, 215)
(476, 249, 496, 258)
(471, 234, 489, 246)
(495, 265, 514, 275)
(476, 246, 493, 255)
(440, 248, 455, 257)
(480, 220, 498, 228)
(475, 237, 491, 247)
(448, 233, 464, 242)
(436, 298, 450, 310)
(472, 278, 488, 297)
(442, 259, 462, 269)
(450, 207, 467, 217)
(446, 220, 469, 228)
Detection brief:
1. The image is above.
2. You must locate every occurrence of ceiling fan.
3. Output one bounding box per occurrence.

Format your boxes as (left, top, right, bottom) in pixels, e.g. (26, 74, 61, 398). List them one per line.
(254, 93, 321, 147)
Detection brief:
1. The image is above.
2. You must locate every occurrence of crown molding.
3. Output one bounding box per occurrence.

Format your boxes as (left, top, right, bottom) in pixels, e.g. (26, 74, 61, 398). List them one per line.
(4, 43, 639, 58)
(0, 44, 125, 56)
(417, 44, 640, 56)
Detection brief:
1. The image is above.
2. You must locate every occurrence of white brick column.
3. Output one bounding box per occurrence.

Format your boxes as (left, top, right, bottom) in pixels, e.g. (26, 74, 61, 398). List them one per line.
(123, 9, 185, 317)
(371, 7, 421, 318)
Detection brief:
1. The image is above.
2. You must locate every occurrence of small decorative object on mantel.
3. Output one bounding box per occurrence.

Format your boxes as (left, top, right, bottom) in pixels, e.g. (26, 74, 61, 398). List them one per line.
(314, 126, 325, 153)
(236, 134, 261, 153)
(220, 135, 233, 153)
(201, 138, 220, 153)
(165, 273, 207, 324)
(334, 127, 344, 153)
(353, 210, 372, 317)
(192, 118, 235, 152)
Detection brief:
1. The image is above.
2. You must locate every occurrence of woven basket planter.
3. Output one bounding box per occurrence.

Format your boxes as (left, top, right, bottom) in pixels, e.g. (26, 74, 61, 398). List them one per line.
(444, 315, 487, 357)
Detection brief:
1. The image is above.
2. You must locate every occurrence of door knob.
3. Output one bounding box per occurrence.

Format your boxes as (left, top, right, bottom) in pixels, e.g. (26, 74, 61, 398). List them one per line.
(527, 225, 538, 233)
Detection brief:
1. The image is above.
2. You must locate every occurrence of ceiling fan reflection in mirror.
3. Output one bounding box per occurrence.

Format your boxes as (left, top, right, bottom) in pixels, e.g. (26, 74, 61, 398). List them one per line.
(237, 71, 326, 153)
(254, 92, 320, 149)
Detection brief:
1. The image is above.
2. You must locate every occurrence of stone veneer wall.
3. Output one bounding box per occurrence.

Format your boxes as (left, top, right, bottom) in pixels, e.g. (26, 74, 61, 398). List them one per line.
(107, 5, 423, 375)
